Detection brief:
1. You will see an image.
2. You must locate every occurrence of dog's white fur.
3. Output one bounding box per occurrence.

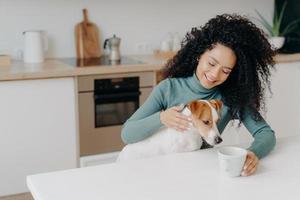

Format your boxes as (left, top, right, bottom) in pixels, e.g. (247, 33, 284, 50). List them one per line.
(117, 100, 221, 162)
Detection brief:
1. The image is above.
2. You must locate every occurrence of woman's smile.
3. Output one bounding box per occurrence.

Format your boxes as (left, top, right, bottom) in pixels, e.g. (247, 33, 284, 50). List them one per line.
(204, 73, 217, 84)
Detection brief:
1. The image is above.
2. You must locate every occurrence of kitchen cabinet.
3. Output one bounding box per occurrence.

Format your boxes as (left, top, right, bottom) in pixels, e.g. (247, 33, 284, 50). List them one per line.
(0, 77, 78, 197)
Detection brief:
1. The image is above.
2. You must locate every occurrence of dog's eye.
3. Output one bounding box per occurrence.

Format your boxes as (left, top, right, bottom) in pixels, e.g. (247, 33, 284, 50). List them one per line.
(202, 120, 210, 125)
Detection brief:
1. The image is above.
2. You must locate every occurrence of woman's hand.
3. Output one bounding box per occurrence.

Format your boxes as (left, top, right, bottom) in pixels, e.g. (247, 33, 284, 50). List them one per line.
(242, 151, 259, 176)
(160, 104, 192, 132)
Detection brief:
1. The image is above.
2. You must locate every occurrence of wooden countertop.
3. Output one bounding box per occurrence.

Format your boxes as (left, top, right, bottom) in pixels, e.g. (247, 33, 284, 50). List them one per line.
(0, 55, 166, 81)
(273, 53, 300, 63)
(0, 53, 299, 82)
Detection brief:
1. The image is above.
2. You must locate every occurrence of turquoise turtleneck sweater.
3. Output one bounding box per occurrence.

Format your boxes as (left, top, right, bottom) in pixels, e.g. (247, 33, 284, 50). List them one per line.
(121, 73, 276, 159)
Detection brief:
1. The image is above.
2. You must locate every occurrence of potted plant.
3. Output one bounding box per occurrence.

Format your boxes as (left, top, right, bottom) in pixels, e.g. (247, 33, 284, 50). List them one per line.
(255, 0, 300, 50)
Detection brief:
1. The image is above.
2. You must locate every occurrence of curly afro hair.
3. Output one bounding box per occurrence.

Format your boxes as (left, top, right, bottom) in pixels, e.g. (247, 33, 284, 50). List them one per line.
(163, 14, 276, 124)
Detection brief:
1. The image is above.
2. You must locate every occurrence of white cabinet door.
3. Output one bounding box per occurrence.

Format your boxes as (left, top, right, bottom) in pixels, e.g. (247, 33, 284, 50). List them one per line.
(0, 78, 78, 196)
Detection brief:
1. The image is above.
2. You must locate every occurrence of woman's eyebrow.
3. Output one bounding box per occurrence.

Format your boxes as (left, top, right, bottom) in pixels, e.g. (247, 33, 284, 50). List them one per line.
(209, 56, 220, 64)
(208, 56, 233, 70)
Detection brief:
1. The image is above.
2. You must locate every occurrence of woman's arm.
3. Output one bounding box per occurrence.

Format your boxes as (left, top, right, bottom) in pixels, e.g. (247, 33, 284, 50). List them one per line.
(217, 105, 276, 159)
(121, 80, 168, 144)
(242, 110, 276, 159)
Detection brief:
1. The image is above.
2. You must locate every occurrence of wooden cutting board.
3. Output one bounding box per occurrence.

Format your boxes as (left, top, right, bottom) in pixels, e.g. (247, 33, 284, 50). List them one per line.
(75, 9, 101, 59)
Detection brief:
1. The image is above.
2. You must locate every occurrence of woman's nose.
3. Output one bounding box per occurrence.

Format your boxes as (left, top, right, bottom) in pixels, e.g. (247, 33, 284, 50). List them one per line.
(210, 66, 221, 78)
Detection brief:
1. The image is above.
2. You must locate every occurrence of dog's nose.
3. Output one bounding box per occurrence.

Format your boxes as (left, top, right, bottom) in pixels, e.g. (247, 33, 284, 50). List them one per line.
(215, 137, 223, 144)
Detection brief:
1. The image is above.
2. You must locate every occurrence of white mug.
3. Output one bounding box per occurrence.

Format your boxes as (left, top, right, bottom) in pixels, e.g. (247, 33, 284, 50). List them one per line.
(218, 146, 247, 177)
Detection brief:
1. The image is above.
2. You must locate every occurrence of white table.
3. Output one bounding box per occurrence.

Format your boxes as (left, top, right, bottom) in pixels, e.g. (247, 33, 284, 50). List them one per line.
(27, 135, 300, 200)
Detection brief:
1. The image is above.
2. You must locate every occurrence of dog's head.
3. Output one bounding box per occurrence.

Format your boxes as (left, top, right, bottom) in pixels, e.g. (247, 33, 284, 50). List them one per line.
(187, 99, 223, 146)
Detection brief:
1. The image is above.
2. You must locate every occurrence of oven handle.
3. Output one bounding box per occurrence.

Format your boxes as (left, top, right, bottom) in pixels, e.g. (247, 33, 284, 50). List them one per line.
(94, 91, 141, 100)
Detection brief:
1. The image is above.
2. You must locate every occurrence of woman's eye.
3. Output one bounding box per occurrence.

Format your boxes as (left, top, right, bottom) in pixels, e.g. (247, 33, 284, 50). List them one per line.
(208, 62, 215, 66)
(223, 70, 230, 74)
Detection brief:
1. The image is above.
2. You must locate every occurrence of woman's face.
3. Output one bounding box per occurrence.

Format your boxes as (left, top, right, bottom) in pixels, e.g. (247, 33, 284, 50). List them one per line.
(196, 43, 237, 89)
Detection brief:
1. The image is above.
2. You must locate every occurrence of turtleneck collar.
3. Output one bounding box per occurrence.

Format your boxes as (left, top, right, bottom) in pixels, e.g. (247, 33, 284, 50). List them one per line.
(187, 72, 217, 94)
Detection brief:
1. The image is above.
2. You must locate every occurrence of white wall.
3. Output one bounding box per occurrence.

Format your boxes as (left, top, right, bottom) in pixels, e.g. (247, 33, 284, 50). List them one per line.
(0, 0, 274, 58)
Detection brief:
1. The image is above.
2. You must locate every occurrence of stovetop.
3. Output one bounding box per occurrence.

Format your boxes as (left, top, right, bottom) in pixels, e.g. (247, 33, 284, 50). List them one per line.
(59, 56, 144, 67)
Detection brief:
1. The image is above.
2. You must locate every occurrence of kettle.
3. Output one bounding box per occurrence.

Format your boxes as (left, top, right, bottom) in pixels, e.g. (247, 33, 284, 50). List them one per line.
(23, 30, 48, 63)
(103, 34, 121, 61)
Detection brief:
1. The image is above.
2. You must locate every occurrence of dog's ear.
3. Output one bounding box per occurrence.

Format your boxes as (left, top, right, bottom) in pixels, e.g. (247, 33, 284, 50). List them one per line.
(209, 99, 223, 115)
(188, 100, 205, 118)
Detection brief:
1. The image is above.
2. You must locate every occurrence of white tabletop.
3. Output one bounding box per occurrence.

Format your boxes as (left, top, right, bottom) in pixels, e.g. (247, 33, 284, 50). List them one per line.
(27, 135, 300, 200)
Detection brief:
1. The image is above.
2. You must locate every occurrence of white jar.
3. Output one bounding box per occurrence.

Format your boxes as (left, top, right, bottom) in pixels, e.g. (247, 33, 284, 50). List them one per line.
(23, 30, 48, 63)
(160, 40, 171, 51)
(172, 32, 181, 51)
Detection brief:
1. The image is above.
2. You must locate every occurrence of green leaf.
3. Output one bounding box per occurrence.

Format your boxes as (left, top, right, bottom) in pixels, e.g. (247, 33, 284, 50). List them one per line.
(255, 0, 300, 37)
(277, 1, 288, 35)
(281, 18, 300, 35)
(273, 5, 279, 24)
(255, 9, 274, 35)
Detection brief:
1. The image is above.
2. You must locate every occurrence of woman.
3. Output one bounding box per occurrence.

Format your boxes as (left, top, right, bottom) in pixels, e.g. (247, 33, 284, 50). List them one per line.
(121, 14, 276, 176)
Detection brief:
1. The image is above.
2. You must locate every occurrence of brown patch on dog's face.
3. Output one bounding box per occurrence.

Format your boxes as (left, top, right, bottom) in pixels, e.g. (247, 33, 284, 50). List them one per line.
(187, 100, 213, 138)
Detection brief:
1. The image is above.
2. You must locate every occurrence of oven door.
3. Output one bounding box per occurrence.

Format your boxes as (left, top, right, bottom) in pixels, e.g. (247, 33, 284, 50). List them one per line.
(79, 88, 152, 156)
(94, 91, 140, 127)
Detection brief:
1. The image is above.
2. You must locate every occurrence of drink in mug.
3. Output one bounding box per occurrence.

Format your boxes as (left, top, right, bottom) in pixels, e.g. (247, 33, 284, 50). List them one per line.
(218, 146, 247, 177)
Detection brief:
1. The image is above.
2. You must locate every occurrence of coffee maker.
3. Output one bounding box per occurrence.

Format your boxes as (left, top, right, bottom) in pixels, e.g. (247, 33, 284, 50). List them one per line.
(103, 34, 121, 62)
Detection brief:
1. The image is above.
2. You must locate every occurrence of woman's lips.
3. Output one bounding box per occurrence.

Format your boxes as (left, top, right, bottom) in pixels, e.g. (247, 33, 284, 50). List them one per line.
(205, 73, 216, 83)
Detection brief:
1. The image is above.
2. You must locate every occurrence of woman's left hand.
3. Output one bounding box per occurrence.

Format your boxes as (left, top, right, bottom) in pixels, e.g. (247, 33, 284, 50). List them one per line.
(241, 151, 259, 176)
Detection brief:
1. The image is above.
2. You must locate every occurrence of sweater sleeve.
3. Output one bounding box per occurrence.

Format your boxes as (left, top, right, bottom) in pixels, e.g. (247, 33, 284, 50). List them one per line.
(242, 109, 276, 159)
(121, 80, 169, 144)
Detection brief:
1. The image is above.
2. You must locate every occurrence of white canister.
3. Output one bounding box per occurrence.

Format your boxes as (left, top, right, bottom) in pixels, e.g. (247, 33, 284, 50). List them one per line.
(23, 30, 48, 63)
(172, 32, 181, 51)
(160, 40, 171, 51)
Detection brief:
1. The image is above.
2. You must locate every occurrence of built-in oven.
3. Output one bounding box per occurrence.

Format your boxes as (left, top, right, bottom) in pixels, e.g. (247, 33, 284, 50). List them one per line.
(94, 77, 140, 128)
(78, 72, 155, 156)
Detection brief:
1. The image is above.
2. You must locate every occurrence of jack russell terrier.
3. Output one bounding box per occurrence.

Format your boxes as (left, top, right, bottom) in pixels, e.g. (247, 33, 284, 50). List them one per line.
(117, 99, 223, 162)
